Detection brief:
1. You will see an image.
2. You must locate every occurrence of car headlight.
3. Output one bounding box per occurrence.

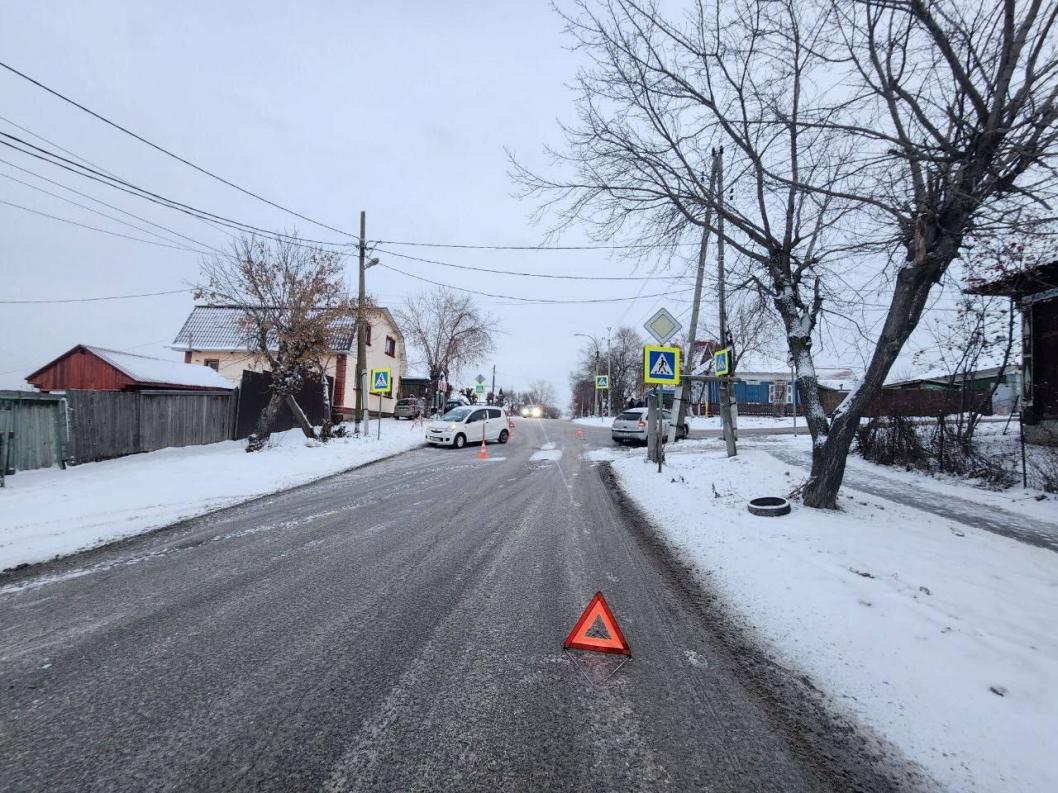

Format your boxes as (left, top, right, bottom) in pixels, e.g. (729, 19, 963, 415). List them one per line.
(531, 406, 542, 418)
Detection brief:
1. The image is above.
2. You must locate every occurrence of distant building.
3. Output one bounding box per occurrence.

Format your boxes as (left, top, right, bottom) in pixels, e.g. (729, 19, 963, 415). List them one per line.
(26, 344, 233, 392)
(687, 341, 857, 415)
(171, 305, 406, 417)
(884, 365, 1022, 415)
(967, 261, 1058, 445)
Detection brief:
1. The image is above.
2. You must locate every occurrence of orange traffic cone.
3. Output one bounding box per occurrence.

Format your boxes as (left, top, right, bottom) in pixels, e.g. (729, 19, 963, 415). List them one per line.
(479, 438, 489, 459)
(576, 428, 584, 440)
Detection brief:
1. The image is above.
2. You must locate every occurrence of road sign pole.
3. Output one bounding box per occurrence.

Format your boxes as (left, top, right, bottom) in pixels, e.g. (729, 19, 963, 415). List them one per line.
(378, 392, 382, 439)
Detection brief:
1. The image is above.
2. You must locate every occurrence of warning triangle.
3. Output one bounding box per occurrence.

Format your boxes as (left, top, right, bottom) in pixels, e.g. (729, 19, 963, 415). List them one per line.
(650, 353, 674, 377)
(563, 592, 631, 656)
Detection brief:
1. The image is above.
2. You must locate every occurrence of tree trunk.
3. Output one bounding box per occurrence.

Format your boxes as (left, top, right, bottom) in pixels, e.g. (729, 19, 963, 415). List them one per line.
(285, 394, 317, 439)
(248, 391, 284, 451)
(319, 376, 333, 441)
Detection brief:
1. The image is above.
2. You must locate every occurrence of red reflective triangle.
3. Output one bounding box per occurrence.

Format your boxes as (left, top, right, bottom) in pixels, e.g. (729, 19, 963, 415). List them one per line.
(563, 592, 631, 656)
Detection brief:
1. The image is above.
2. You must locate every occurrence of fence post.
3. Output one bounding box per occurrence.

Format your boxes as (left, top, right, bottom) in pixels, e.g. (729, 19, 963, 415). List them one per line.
(938, 414, 944, 474)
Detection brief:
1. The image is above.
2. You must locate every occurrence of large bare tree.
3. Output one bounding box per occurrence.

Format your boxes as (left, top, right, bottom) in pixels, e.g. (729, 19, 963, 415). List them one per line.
(516, 0, 1058, 507)
(395, 288, 499, 389)
(195, 234, 359, 450)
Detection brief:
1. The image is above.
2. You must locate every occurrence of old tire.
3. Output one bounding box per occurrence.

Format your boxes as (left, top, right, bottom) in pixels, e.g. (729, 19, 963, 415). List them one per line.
(747, 497, 791, 517)
(454, 433, 467, 449)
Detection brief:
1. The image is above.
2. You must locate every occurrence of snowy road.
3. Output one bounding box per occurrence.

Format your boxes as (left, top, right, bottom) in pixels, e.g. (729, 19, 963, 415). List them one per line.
(0, 422, 915, 792)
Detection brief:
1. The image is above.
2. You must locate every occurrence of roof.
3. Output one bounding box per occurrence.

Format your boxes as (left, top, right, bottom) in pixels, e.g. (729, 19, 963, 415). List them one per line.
(885, 364, 1021, 389)
(171, 305, 402, 352)
(27, 345, 233, 390)
(171, 306, 355, 352)
(965, 261, 1058, 298)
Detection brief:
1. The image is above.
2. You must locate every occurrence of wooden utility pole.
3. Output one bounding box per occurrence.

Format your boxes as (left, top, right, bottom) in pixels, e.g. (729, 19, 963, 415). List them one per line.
(716, 148, 737, 457)
(669, 160, 720, 442)
(355, 210, 367, 433)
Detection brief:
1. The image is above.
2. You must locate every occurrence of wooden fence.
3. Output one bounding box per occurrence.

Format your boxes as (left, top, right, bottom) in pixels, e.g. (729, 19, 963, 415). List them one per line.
(0, 391, 69, 474)
(0, 389, 237, 472)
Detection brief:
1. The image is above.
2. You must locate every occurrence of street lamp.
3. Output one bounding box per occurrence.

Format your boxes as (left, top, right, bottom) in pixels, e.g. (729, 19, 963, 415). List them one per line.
(574, 332, 603, 417)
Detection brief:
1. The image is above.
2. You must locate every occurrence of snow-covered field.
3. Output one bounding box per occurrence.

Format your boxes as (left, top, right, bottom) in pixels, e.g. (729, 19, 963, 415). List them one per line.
(572, 414, 798, 430)
(593, 442, 1058, 793)
(0, 427, 425, 571)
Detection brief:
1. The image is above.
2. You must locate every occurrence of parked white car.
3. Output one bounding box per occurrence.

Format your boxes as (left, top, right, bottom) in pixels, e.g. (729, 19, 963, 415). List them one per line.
(426, 406, 510, 448)
(611, 407, 688, 444)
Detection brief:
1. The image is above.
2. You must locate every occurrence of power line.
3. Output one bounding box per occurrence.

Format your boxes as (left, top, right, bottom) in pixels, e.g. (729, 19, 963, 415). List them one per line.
(373, 246, 689, 282)
(373, 238, 696, 251)
(0, 132, 348, 251)
(0, 289, 188, 305)
(0, 155, 225, 253)
(0, 60, 355, 238)
(376, 261, 694, 304)
(0, 198, 205, 252)
(0, 169, 217, 254)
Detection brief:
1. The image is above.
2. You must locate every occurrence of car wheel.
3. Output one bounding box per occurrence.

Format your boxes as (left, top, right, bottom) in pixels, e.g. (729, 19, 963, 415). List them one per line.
(679, 425, 689, 440)
(498, 429, 509, 444)
(454, 433, 467, 449)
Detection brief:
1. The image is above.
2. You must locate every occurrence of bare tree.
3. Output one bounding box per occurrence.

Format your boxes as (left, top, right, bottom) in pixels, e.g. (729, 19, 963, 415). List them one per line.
(570, 326, 646, 414)
(395, 289, 499, 391)
(517, 0, 1058, 507)
(787, 0, 1058, 505)
(195, 234, 358, 450)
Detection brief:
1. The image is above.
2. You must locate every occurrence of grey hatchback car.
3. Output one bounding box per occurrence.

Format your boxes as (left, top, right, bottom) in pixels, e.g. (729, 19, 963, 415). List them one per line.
(611, 407, 688, 444)
(394, 397, 425, 419)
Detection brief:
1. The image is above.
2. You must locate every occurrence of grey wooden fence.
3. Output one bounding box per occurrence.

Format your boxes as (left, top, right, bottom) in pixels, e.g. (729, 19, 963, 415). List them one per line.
(66, 390, 237, 463)
(0, 389, 236, 472)
(0, 391, 69, 474)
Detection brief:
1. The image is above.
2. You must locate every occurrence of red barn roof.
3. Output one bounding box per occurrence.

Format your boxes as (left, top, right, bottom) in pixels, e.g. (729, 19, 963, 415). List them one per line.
(26, 345, 234, 392)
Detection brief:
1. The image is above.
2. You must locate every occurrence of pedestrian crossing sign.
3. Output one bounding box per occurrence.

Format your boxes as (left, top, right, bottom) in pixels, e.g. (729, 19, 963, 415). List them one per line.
(643, 345, 680, 385)
(370, 367, 392, 394)
(595, 375, 609, 390)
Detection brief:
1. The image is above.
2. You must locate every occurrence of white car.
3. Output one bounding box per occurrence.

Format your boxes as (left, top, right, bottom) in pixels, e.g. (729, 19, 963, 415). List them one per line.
(426, 406, 510, 448)
(611, 407, 689, 444)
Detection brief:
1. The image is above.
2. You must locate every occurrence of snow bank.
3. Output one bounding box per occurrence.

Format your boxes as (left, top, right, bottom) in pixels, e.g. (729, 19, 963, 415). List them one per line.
(606, 445, 1058, 793)
(0, 427, 425, 571)
(571, 417, 613, 428)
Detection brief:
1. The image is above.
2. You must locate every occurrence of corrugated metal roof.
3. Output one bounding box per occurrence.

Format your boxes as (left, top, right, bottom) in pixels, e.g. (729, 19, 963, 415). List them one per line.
(84, 346, 233, 389)
(171, 306, 356, 352)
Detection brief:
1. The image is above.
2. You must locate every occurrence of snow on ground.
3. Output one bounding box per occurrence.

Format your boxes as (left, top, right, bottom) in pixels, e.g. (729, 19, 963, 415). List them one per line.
(598, 442, 1058, 793)
(573, 414, 799, 430)
(0, 426, 426, 571)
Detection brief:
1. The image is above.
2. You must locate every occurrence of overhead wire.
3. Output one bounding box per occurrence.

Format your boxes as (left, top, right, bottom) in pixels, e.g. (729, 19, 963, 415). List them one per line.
(0, 60, 355, 238)
(0, 289, 188, 305)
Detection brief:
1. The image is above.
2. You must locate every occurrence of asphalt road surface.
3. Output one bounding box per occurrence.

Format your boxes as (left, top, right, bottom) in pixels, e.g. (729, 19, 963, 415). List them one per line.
(0, 421, 922, 792)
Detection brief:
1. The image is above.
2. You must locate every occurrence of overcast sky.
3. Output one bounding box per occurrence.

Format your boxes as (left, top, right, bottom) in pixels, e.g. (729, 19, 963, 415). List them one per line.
(0, 1, 967, 401)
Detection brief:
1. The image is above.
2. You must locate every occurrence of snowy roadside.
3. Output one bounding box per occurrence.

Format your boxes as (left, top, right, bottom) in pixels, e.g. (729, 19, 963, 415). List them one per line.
(592, 443, 1058, 793)
(0, 426, 426, 571)
(571, 414, 799, 430)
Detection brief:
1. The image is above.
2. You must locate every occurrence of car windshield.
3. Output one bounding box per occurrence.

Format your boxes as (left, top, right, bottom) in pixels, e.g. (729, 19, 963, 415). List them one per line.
(442, 407, 472, 421)
(617, 411, 642, 420)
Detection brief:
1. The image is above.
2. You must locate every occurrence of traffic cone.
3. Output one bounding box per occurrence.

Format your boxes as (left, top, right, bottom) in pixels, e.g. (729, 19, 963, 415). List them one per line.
(576, 428, 584, 440)
(479, 437, 489, 459)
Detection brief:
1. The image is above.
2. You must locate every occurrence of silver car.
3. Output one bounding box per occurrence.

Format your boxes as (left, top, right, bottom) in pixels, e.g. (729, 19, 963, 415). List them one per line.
(394, 397, 425, 419)
(611, 407, 688, 444)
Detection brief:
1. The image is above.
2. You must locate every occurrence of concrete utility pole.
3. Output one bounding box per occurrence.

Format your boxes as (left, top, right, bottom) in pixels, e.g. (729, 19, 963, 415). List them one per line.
(716, 149, 737, 458)
(355, 211, 367, 434)
(490, 364, 496, 405)
(354, 211, 380, 436)
(606, 326, 612, 418)
(669, 159, 720, 443)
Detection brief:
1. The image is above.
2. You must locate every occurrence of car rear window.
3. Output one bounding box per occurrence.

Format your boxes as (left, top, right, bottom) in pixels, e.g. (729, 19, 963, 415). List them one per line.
(618, 411, 642, 420)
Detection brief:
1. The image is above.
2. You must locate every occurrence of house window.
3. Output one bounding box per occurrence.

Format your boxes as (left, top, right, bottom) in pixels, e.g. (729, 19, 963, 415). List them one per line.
(385, 336, 396, 357)
(204, 359, 220, 371)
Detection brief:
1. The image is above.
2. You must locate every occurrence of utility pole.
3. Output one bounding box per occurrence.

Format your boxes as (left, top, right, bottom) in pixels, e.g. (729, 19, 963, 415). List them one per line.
(606, 326, 612, 418)
(669, 159, 720, 443)
(490, 364, 496, 405)
(716, 148, 737, 457)
(355, 211, 367, 434)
